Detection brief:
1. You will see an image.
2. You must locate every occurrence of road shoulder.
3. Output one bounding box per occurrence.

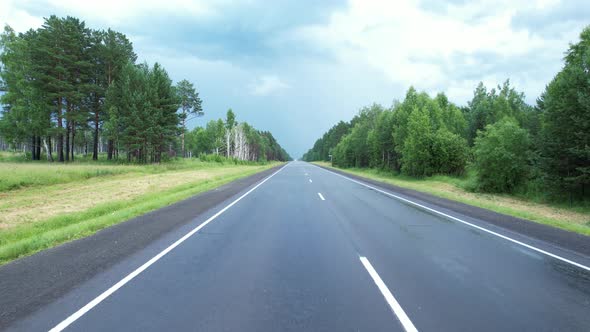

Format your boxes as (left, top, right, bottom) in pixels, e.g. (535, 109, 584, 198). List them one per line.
(314, 164, 590, 258)
(0, 165, 282, 329)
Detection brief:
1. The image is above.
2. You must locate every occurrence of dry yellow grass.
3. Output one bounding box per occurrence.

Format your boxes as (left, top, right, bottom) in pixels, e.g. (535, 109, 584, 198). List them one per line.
(314, 162, 590, 235)
(0, 160, 281, 265)
(398, 178, 588, 225)
(0, 165, 262, 230)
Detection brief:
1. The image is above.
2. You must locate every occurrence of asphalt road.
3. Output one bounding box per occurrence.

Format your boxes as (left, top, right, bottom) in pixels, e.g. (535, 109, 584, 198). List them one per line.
(5, 161, 590, 331)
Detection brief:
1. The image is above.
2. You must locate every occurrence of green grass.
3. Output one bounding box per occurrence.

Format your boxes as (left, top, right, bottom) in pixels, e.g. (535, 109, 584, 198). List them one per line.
(314, 162, 590, 236)
(0, 157, 281, 265)
(0, 152, 273, 192)
(0, 163, 137, 192)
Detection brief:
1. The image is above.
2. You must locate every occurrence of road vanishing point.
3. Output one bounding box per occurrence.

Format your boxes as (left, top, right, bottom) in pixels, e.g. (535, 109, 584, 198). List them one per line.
(2, 161, 590, 331)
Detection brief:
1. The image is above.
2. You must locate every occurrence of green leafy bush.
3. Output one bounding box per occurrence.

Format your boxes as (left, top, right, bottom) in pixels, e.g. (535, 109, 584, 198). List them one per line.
(473, 118, 530, 192)
(431, 129, 468, 176)
(401, 109, 468, 177)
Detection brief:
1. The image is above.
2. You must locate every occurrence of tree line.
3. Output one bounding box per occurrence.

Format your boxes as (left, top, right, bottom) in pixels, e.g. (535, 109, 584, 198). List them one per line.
(185, 109, 291, 162)
(304, 26, 590, 201)
(0, 15, 289, 163)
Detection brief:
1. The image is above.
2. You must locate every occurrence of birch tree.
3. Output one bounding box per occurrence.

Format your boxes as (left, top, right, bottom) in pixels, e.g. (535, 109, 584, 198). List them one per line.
(225, 109, 235, 157)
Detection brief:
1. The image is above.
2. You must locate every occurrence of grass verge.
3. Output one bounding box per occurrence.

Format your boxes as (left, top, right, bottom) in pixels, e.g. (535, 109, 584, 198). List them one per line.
(0, 155, 269, 192)
(0, 163, 280, 265)
(313, 162, 590, 236)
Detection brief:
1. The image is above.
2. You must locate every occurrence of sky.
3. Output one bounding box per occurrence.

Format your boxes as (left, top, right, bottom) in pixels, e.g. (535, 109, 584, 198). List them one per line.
(1, 0, 588, 158)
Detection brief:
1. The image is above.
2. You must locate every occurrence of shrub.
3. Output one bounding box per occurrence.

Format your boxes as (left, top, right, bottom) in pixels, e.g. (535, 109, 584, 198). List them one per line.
(401, 109, 468, 177)
(473, 118, 530, 193)
(431, 129, 468, 176)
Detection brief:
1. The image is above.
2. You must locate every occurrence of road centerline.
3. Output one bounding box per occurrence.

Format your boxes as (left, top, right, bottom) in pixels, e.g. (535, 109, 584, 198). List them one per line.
(359, 256, 418, 332)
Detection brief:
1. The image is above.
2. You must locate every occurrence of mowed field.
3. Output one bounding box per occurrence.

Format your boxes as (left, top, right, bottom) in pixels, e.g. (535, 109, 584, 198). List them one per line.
(0, 158, 280, 265)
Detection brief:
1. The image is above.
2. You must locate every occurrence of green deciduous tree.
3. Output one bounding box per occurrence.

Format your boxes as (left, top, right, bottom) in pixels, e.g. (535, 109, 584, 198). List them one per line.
(302, 120, 351, 162)
(330, 104, 383, 168)
(473, 118, 530, 193)
(466, 80, 534, 145)
(185, 115, 290, 162)
(368, 109, 396, 169)
(225, 108, 236, 157)
(431, 128, 468, 176)
(304, 24, 590, 205)
(401, 107, 433, 176)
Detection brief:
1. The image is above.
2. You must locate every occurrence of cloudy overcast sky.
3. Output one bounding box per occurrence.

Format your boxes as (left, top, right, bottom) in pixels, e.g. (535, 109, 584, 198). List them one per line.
(1, 0, 588, 157)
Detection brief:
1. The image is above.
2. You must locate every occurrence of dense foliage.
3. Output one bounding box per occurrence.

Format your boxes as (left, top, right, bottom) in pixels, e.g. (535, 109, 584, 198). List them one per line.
(0, 15, 289, 163)
(185, 110, 291, 162)
(473, 118, 530, 193)
(304, 26, 590, 200)
(538, 27, 590, 199)
(104, 62, 179, 162)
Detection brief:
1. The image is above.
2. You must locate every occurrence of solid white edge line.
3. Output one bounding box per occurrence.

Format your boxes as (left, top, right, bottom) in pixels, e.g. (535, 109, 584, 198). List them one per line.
(49, 163, 289, 332)
(312, 164, 590, 272)
(318, 192, 325, 200)
(359, 256, 418, 332)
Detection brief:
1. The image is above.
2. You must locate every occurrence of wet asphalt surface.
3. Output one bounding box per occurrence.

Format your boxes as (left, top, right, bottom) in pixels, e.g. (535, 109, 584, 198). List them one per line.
(2, 161, 590, 331)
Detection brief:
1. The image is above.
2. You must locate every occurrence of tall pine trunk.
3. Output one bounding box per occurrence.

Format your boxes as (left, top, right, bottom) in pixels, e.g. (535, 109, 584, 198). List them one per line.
(65, 102, 73, 161)
(106, 64, 115, 161)
(181, 104, 187, 158)
(31, 136, 36, 160)
(57, 98, 64, 162)
(70, 120, 75, 161)
(65, 118, 70, 161)
(181, 116, 186, 158)
(36, 136, 41, 160)
(93, 108, 99, 160)
(107, 139, 114, 160)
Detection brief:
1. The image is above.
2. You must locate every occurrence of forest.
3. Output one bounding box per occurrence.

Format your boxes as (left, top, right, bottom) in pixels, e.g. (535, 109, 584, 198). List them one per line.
(304, 26, 590, 203)
(184, 109, 291, 162)
(0, 15, 290, 163)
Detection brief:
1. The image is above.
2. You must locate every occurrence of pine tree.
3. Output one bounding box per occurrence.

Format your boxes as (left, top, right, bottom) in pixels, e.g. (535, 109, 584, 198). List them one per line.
(538, 26, 590, 199)
(175, 79, 203, 157)
(149, 63, 180, 162)
(61, 16, 93, 161)
(98, 29, 136, 160)
(0, 27, 51, 160)
(104, 62, 179, 163)
(33, 16, 64, 161)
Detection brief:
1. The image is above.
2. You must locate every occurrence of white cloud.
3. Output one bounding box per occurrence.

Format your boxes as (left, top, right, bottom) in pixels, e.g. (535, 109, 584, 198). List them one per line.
(1, 0, 231, 30)
(248, 75, 289, 96)
(290, 0, 584, 103)
(0, 1, 43, 32)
